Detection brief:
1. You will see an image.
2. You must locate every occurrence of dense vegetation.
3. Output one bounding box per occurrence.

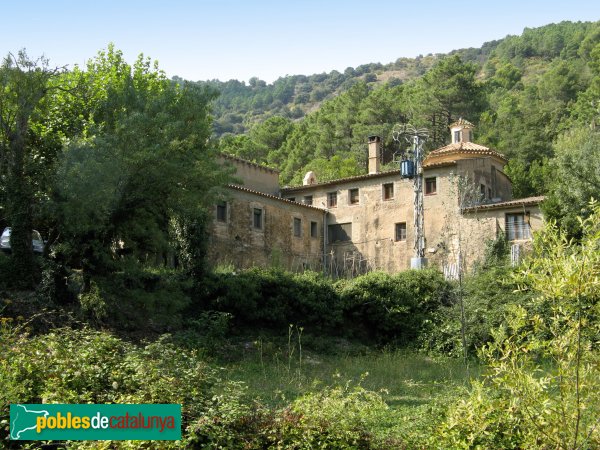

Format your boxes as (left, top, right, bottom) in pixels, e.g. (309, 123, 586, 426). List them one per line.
(216, 20, 600, 220)
(2, 19, 600, 449)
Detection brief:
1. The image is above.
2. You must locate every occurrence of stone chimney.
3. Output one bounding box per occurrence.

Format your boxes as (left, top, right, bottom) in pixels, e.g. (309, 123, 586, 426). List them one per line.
(449, 118, 475, 144)
(368, 135, 381, 174)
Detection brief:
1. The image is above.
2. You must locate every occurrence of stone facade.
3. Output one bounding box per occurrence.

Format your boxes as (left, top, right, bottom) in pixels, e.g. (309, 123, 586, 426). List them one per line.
(209, 157, 324, 271)
(211, 121, 544, 275)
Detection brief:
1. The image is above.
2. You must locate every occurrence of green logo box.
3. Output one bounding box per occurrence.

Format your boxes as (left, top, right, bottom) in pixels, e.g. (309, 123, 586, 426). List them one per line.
(10, 404, 181, 441)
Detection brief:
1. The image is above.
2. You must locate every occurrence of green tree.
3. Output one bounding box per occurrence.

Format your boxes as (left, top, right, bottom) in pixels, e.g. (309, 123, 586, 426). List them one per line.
(544, 127, 600, 237)
(53, 46, 229, 280)
(411, 55, 486, 147)
(0, 51, 64, 286)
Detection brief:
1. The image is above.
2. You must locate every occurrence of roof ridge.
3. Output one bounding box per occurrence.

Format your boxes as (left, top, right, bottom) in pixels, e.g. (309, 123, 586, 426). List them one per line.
(219, 153, 280, 174)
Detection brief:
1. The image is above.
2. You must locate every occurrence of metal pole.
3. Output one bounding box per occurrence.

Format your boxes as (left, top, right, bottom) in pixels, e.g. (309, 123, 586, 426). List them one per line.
(392, 124, 429, 269)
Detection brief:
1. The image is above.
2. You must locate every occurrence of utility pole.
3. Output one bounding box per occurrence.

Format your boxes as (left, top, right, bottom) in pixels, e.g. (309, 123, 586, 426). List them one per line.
(393, 124, 429, 269)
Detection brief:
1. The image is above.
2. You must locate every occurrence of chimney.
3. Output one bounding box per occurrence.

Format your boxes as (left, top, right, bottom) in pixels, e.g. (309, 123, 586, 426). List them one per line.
(368, 135, 381, 174)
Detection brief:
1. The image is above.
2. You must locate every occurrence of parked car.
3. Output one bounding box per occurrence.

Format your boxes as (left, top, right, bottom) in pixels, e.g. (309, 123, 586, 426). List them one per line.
(0, 227, 44, 254)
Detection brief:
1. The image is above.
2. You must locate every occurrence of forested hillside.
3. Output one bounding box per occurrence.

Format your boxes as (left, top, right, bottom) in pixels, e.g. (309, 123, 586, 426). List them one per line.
(210, 20, 600, 229)
(3, 20, 600, 449)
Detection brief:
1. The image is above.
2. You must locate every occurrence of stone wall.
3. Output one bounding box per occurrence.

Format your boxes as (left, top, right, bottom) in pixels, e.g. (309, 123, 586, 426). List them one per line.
(219, 154, 280, 195)
(208, 186, 324, 271)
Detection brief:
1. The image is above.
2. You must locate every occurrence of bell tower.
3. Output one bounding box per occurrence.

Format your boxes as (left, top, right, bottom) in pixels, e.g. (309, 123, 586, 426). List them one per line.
(450, 118, 474, 143)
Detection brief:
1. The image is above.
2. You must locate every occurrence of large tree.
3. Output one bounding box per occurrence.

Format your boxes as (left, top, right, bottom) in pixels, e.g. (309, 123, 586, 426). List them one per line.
(543, 126, 600, 237)
(410, 55, 486, 148)
(53, 46, 229, 280)
(0, 51, 64, 285)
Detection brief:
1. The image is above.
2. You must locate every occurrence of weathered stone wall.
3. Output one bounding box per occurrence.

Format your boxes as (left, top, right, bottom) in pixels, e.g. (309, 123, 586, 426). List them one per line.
(219, 154, 280, 195)
(208, 187, 324, 271)
(279, 159, 542, 275)
(434, 203, 544, 273)
(455, 157, 512, 201)
(283, 172, 416, 274)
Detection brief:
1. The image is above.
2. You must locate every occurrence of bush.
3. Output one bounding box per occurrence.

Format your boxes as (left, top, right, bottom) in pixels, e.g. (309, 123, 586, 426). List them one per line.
(0, 325, 216, 448)
(437, 204, 600, 449)
(86, 266, 193, 332)
(201, 267, 342, 332)
(339, 269, 452, 345)
(421, 264, 531, 357)
(186, 381, 403, 449)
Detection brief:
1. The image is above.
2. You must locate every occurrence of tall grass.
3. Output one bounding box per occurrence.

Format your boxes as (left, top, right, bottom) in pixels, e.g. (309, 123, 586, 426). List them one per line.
(223, 335, 474, 408)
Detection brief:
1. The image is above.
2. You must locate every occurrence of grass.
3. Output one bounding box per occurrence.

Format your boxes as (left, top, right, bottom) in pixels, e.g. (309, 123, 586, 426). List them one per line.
(216, 331, 476, 444)
(220, 330, 475, 409)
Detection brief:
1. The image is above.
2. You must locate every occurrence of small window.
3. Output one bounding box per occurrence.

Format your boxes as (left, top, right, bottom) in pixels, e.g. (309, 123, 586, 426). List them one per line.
(304, 195, 313, 206)
(253, 208, 263, 229)
(506, 213, 531, 240)
(349, 188, 359, 205)
(480, 184, 486, 198)
(288, 197, 295, 202)
(488, 188, 492, 200)
(454, 130, 461, 143)
(425, 177, 437, 195)
(293, 217, 302, 237)
(395, 222, 407, 241)
(216, 201, 227, 222)
(328, 223, 352, 243)
(310, 221, 318, 238)
(327, 191, 338, 208)
(383, 183, 394, 200)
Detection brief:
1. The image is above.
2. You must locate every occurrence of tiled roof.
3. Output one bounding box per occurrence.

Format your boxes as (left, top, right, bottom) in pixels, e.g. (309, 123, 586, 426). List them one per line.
(450, 118, 475, 128)
(421, 160, 457, 169)
(424, 141, 508, 164)
(281, 169, 402, 193)
(219, 153, 280, 174)
(227, 184, 325, 211)
(462, 196, 545, 213)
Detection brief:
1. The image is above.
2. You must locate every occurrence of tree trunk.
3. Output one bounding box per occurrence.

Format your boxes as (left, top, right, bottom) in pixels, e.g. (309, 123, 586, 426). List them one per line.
(7, 114, 35, 287)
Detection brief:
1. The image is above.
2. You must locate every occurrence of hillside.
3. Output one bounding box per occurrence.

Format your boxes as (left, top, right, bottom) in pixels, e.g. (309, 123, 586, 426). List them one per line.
(196, 20, 599, 205)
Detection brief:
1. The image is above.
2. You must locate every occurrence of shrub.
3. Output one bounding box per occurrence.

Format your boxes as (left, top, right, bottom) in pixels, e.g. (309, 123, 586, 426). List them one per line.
(420, 264, 531, 357)
(339, 269, 452, 345)
(88, 266, 193, 332)
(185, 381, 403, 449)
(201, 268, 342, 332)
(437, 203, 600, 448)
(0, 326, 216, 448)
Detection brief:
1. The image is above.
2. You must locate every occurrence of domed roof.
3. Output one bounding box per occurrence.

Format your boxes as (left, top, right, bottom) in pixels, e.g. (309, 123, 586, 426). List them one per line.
(423, 141, 507, 168)
(423, 118, 507, 168)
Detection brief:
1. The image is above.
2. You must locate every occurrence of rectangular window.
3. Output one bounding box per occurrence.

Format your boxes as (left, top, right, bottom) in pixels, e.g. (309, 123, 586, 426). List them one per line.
(310, 221, 318, 238)
(383, 183, 394, 200)
(328, 223, 352, 243)
(488, 188, 492, 200)
(216, 201, 227, 222)
(327, 191, 338, 208)
(425, 177, 437, 195)
(349, 188, 359, 205)
(253, 208, 263, 229)
(288, 197, 295, 202)
(395, 222, 407, 241)
(293, 217, 302, 237)
(454, 130, 461, 142)
(480, 184, 486, 199)
(506, 213, 531, 240)
(304, 195, 313, 206)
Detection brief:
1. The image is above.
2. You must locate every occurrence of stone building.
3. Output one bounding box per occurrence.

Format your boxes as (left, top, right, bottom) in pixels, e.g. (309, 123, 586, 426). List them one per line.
(208, 120, 544, 276)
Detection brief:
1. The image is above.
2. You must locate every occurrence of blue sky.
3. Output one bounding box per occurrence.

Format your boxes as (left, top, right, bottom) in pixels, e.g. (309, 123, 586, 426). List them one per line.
(2, 1, 599, 83)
